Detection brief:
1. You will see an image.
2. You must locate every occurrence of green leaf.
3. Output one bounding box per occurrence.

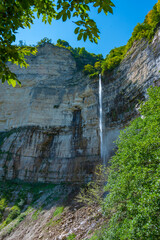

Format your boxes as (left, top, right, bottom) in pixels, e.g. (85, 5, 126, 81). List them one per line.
(10, 79, 17, 87)
(57, 4, 61, 10)
(74, 27, 80, 34)
(93, 37, 98, 44)
(77, 33, 83, 40)
(56, 12, 62, 20)
(83, 32, 87, 41)
(98, 7, 102, 14)
(93, 2, 100, 8)
(62, 13, 67, 21)
(67, 10, 71, 19)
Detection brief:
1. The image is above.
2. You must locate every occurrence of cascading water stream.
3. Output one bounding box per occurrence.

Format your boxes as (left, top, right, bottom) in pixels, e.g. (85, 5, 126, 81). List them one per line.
(99, 73, 103, 160)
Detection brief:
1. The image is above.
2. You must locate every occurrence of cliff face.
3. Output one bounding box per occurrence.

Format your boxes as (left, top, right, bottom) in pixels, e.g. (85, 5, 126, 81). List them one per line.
(0, 29, 160, 183)
(0, 44, 100, 183)
(101, 29, 160, 159)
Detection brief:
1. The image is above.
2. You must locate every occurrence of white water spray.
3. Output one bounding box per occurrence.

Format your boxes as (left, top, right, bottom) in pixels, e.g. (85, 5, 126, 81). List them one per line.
(99, 73, 103, 159)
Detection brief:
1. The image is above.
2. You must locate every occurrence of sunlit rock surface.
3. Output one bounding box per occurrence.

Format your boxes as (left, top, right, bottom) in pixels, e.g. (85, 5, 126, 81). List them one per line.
(0, 28, 159, 182)
(0, 44, 100, 182)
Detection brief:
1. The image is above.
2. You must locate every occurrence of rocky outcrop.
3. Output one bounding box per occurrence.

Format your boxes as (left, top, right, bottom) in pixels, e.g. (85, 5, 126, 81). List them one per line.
(0, 29, 160, 183)
(0, 44, 100, 183)
(101, 29, 160, 159)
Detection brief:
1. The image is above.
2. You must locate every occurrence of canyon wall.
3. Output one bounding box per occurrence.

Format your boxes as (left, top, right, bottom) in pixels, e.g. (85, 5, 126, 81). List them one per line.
(0, 29, 159, 183)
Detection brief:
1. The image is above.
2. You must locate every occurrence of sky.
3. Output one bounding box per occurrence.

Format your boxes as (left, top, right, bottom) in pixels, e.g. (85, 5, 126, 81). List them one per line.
(15, 0, 158, 57)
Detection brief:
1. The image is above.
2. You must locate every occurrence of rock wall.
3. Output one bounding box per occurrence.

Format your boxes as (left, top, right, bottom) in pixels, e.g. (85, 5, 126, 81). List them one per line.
(0, 44, 100, 183)
(0, 29, 160, 183)
(101, 29, 160, 159)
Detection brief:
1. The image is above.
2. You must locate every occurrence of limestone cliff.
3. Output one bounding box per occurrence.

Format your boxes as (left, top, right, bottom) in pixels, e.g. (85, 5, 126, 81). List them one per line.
(0, 44, 100, 183)
(0, 29, 160, 183)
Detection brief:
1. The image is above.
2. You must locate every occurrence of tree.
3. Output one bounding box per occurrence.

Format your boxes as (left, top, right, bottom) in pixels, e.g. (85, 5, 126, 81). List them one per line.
(103, 86, 160, 239)
(56, 39, 70, 47)
(0, 0, 115, 86)
(37, 37, 52, 46)
(83, 64, 96, 75)
(101, 45, 126, 73)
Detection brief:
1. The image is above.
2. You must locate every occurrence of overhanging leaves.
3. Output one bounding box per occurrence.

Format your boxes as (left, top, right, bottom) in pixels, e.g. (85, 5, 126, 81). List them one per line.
(0, 0, 115, 86)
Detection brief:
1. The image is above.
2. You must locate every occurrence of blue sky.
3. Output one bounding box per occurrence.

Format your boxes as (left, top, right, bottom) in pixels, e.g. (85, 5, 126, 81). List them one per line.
(15, 0, 157, 57)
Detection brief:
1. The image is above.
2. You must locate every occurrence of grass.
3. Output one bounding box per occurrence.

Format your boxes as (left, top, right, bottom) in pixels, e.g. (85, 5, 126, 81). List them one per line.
(45, 206, 65, 228)
(32, 207, 43, 220)
(0, 180, 72, 237)
(53, 206, 64, 217)
(0, 180, 59, 231)
(67, 233, 76, 240)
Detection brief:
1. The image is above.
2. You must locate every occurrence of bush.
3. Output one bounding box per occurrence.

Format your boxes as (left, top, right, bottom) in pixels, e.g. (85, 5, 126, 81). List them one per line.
(125, 0, 160, 54)
(102, 0, 160, 74)
(37, 37, 52, 46)
(0, 198, 7, 213)
(7, 206, 21, 222)
(77, 165, 109, 207)
(103, 86, 160, 239)
(56, 39, 103, 71)
(0, 198, 7, 222)
(83, 64, 95, 75)
(102, 46, 126, 74)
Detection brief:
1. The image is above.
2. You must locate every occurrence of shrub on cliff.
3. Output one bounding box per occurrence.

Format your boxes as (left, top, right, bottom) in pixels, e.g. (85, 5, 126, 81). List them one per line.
(125, 0, 160, 53)
(77, 165, 108, 207)
(101, 46, 126, 74)
(55, 39, 103, 71)
(37, 37, 52, 46)
(102, 86, 160, 239)
(101, 0, 160, 74)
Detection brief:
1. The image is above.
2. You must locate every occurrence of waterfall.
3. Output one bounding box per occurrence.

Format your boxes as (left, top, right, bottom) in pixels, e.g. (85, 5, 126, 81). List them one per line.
(99, 73, 103, 159)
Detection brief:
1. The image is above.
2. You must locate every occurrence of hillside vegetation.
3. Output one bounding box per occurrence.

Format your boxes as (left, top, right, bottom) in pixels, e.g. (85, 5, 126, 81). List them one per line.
(0, 181, 107, 239)
(91, 86, 160, 239)
(95, 0, 160, 76)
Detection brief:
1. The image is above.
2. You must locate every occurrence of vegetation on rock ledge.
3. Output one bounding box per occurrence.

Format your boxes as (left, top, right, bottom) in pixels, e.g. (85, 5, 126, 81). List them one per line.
(84, 0, 160, 77)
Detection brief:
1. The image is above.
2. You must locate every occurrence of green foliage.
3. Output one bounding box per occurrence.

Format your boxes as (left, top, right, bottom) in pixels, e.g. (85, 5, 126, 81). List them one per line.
(125, 0, 160, 54)
(18, 40, 27, 47)
(83, 60, 102, 78)
(89, 227, 106, 240)
(0, 198, 7, 213)
(77, 165, 108, 207)
(0, 198, 7, 222)
(0, 0, 115, 86)
(101, 0, 160, 74)
(83, 0, 160, 76)
(32, 207, 42, 220)
(37, 37, 52, 46)
(56, 39, 70, 47)
(102, 86, 160, 239)
(55, 39, 103, 71)
(101, 46, 126, 73)
(53, 206, 64, 217)
(70, 47, 103, 71)
(6, 212, 27, 236)
(7, 206, 21, 221)
(0, 205, 21, 230)
(0, 181, 66, 233)
(67, 233, 76, 240)
(83, 64, 95, 75)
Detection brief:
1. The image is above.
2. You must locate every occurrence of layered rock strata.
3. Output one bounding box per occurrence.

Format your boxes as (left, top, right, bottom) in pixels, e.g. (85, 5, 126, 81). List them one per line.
(0, 44, 100, 182)
(0, 29, 160, 182)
